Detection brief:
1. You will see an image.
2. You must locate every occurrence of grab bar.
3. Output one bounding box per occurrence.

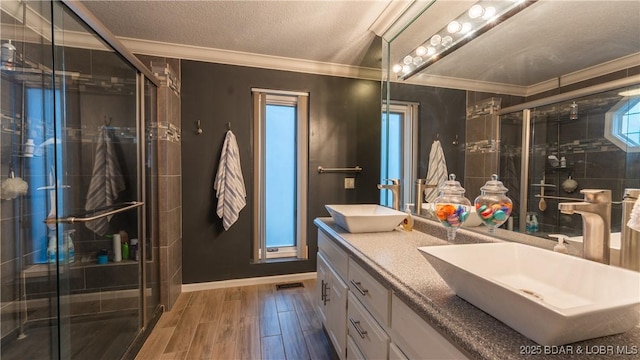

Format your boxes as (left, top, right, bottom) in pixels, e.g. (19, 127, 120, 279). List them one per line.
(44, 201, 144, 224)
(317, 166, 363, 173)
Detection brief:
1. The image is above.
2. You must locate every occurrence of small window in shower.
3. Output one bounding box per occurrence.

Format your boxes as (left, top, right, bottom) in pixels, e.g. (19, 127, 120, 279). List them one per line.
(26, 88, 64, 264)
(605, 96, 640, 152)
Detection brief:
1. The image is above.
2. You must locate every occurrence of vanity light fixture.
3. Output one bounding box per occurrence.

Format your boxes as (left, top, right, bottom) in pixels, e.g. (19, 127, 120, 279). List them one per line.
(393, 0, 537, 80)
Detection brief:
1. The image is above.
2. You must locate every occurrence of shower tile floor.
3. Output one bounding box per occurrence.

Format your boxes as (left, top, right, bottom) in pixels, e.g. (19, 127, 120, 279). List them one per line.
(2, 310, 138, 360)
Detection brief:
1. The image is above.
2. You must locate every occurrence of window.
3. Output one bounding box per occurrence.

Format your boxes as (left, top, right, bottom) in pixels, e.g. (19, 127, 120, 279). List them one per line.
(252, 89, 309, 260)
(605, 96, 640, 152)
(27, 88, 64, 264)
(381, 102, 418, 208)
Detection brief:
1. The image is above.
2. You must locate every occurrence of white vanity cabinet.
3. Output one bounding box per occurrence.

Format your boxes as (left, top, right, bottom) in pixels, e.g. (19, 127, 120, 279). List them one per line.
(317, 231, 349, 360)
(346, 258, 391, 359)
(390, 294, 469, 360)
(317, 227, 468, 360)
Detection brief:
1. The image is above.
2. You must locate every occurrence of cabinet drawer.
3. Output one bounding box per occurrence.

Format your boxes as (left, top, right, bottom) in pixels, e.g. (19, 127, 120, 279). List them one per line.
(348, 258, 390, 327)
(347, 335, 366, 360)
(390, 294, 468, 360)
(347, 292, 389, 360)
(318, 230, 348, 281)
(389, 343, 409, 360)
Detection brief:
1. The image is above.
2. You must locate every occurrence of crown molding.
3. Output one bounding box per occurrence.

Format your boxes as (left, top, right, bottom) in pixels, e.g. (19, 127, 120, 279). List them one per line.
(119, 37, 382, 81)
(369, 0, 415, 36)
(559, 52, 640, 88)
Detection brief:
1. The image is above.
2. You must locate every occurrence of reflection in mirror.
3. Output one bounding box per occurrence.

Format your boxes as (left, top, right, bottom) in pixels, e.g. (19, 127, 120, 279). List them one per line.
(382, 0, 640, 252)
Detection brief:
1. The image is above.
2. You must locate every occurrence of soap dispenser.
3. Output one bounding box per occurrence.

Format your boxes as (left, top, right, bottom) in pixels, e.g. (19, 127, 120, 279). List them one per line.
(549, 234, 568, 254)
(434, 174, 471, 242)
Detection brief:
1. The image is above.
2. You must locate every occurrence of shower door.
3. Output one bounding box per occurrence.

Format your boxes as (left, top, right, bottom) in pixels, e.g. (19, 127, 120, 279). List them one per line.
(1, 1, 155, 359)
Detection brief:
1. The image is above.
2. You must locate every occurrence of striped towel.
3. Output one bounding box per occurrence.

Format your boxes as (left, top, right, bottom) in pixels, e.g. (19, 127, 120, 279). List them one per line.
(424, 140, 448, 202)
(214, 130, 246, 230)
(85, 126, 126, 235)
(627, 197, 640, 232)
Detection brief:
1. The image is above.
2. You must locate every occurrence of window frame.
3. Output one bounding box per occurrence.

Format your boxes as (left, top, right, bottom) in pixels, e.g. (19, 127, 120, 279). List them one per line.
(252, 89, 309, 261)
(381, 101, 419, 208)
(605, 96, 640, 152)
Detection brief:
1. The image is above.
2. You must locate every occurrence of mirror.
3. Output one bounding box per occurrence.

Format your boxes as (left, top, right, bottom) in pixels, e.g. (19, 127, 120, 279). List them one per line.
(382, 0, 640, 247)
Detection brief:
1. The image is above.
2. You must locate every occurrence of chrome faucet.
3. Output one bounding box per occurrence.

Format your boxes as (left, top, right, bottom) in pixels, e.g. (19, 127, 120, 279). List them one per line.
(378, 179, 400, 210)
(558, 189, 611, 264)
(414, 179, 438, 216)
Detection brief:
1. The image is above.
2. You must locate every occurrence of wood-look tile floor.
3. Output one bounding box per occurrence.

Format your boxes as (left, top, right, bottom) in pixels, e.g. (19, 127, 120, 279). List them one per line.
(135, 279, 338, 360)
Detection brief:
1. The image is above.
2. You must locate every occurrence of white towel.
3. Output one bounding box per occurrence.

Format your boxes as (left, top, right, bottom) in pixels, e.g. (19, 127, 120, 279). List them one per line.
(85, 126, 126, 235)
(424, 140, 448, 202)
(627, 197, 640, 232)
(214, 130, 246, 230)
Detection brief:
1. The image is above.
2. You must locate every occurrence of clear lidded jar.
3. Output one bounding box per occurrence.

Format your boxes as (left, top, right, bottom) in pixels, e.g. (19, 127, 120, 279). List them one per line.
(474, 174, 513, 234)
(434, 174, 471, 242)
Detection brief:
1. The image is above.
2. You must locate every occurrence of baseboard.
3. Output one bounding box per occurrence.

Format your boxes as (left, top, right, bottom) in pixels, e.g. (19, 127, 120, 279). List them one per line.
(181, 272, 317, 292)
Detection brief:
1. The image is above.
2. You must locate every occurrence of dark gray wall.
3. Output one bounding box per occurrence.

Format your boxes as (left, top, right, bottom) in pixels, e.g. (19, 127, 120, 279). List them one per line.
(388, 83, 466, 181)
(181, 60, 381, 284)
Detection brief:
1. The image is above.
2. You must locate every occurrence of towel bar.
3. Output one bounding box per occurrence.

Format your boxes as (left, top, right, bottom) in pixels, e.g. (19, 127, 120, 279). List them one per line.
(317, 166, 362, 174)
(45, 201, 144, 224)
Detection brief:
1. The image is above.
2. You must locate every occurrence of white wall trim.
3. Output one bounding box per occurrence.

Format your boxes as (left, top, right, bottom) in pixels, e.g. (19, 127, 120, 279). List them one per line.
(181, 272, 317, 292)
(119, 37, 381, 81)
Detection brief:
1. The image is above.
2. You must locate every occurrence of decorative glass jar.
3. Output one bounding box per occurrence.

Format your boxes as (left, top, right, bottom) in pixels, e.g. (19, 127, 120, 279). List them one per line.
(434, 174, 471, 242)
(474, 174, 513, 234)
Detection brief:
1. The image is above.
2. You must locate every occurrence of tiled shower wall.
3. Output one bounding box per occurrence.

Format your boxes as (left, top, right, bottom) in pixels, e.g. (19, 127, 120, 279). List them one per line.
(138, 55, 182, 310)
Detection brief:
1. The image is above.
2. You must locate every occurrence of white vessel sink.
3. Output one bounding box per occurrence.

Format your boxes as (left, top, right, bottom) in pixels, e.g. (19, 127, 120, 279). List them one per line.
(418, 242, 640, 345)
(325, 204, 406, 233)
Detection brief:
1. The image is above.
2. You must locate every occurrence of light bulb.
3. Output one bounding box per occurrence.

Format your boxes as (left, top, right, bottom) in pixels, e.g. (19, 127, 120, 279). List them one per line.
(469, 5, 484, 19)
(447, 21, 462, 34)
(430, 34, 442, 47)
(415, 46, 427, 56)
(482, 6, 496, 20)
(460, 22, 473, 34)
(403, 55, 413, 65)
(442, 36, 453, 47)
(426, 46, 436, 56)
(413, 56, 423, 66)
(402, 65, 411, 73)
(392, 64, 403, 73)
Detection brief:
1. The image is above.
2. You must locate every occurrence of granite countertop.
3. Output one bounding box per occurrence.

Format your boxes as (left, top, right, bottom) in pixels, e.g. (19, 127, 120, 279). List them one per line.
(314, 217, 640, 360)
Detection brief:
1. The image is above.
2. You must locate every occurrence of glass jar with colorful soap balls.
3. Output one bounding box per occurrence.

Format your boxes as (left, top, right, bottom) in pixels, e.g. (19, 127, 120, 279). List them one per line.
(434, 174, 472, 242)
(474, 174, 513, 234)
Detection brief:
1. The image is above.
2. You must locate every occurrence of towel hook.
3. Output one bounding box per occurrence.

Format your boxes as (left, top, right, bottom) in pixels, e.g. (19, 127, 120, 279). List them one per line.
(195, 120, 203, 135)
(104, 115, 112, 127)
(227, 122, 231, 130)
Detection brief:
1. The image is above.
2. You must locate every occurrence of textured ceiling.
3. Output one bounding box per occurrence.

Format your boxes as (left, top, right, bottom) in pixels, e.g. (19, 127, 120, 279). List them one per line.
(81, 0, 394, 69)
(391, 1, 640, 89)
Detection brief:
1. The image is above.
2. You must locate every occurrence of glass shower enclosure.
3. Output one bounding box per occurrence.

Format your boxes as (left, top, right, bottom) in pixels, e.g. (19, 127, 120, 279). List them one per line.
(1, 1, 160, 359)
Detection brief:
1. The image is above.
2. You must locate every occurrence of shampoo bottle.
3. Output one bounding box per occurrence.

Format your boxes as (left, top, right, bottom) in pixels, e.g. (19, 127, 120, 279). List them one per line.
(47, 233, 57, 263)
(65, 230, 76, 263)
(112, 233, 122, 262)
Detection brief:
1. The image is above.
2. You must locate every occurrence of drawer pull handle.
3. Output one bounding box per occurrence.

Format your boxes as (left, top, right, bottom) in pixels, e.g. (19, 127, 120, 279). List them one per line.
(349, 317, 368, 339)
(320, 280, 326, 302)
(350, 280, 369, 296)
(322, 280, 330, 305)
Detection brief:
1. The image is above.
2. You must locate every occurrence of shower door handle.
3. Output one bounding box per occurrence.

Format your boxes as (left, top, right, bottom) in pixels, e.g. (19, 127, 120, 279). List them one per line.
(44, 201, 144, 224)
